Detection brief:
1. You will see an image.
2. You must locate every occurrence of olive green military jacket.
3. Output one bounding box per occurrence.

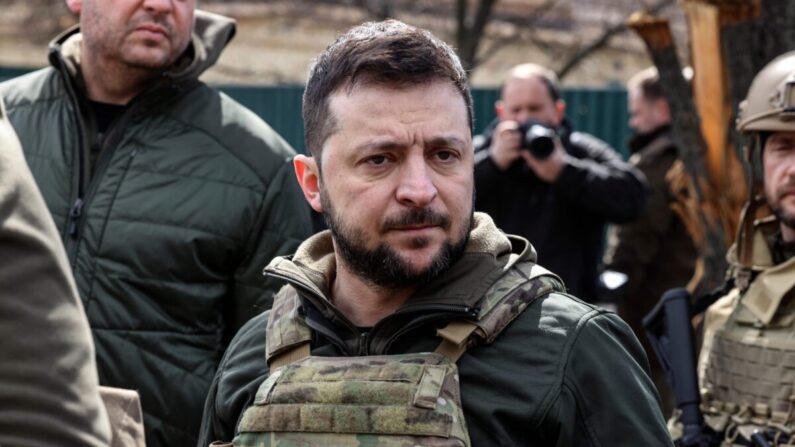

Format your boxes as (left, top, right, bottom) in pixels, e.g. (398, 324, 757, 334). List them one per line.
(0, 11, 312, 447)
(198, 213, 673, 446)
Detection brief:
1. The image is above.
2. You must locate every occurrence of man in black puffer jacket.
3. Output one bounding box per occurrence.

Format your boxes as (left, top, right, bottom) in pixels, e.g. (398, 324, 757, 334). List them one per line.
(0, 2, 312, 446)
(474, 63, 647, 301)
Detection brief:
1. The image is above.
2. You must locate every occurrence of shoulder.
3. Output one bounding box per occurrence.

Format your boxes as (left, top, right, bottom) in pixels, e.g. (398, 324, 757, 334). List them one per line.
(635, 135, 678, 169)
(568, 130, 615, 154)
(0, 68, 66, 113)
(163, 83, 296, 184)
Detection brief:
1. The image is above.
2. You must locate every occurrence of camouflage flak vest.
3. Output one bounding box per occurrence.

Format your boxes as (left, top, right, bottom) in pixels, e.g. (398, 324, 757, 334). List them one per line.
(229, 261, 562, 447)
(701, 251, 795, 445)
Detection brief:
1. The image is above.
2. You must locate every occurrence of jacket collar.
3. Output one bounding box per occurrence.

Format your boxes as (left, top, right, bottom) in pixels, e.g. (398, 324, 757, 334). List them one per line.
(264, 212, 535, 311)
(627, 124, 672, 155)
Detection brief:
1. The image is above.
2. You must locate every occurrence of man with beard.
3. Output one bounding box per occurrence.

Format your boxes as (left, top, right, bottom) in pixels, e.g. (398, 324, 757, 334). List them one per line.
(602, 67, 697, 414)
(0, 0, 311, 445)
(197, 20, 671, 447)
(681, 51, 795, 446)
(473, 63, 647, 302)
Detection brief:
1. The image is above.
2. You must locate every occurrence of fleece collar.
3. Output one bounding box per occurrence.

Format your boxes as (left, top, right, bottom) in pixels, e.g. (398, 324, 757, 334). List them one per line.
(265, 212, 536, 309)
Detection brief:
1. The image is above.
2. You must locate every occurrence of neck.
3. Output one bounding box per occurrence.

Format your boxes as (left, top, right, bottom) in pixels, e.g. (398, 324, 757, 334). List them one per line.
(80, 45, 161, 105)
(331, 260, 416, 327)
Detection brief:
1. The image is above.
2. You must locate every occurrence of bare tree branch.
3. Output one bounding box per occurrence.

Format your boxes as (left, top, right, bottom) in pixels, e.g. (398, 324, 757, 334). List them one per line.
(455, 0, 499, 70)
(475, 0, 559, 67)
(556, 0, 673, 80)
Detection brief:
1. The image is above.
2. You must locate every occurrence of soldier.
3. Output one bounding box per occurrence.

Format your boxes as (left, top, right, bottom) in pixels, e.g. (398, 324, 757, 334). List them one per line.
(197, 20, 672, 446)
(690, 50, 795, 445)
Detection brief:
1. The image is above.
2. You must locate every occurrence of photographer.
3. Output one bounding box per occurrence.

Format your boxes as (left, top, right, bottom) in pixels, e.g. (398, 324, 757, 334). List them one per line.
(474, 63, 647, 301)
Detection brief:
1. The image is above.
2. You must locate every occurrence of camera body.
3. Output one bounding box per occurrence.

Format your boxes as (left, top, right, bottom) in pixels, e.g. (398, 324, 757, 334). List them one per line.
(518, 120, 557, 159)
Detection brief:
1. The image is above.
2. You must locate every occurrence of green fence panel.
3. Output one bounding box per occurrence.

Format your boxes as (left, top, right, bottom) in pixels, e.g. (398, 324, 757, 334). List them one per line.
(219, 85, 305, 153)
(1, 66, 631, 157)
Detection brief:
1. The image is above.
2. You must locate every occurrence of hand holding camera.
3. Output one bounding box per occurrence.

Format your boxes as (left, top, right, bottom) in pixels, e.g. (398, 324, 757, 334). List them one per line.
(489, 119, 567, 182)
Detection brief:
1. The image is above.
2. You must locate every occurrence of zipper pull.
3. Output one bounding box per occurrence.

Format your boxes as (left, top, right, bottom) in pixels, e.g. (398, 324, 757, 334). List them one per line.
(68, 198, 84, 239)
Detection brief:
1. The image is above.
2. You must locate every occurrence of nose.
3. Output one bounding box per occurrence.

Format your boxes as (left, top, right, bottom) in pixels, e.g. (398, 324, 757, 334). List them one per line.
(515, 111, 531, 124)
(142, 0, 173, 14)
(395, 155, 437, 208)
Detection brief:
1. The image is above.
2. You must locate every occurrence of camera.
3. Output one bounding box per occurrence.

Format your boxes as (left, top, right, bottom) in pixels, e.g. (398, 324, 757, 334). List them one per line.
(518, 120, 557, 160)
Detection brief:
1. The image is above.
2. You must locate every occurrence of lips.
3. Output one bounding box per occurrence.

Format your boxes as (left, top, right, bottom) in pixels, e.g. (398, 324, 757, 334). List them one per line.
(134, 23, 169, 38)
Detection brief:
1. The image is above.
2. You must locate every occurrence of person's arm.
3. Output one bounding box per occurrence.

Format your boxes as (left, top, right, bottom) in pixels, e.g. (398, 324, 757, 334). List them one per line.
(230, 159, 313, 332)
(198, 311, 271, 447)
(0, 97, 112, 447)
(552, 132, 648, 224)
(547, 312, 673, 446)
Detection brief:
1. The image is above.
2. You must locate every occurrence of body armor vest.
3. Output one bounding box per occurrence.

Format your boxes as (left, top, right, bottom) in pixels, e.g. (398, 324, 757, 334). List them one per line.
(700, 228, 795, 445)
(225, 260, 563, 447)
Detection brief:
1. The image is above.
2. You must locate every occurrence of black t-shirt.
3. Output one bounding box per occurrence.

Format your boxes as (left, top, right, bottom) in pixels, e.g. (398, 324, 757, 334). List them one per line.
(87, 99, 125, 176)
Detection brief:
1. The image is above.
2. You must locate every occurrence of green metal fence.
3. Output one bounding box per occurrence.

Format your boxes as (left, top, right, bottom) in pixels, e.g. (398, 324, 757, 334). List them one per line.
(1, 67, 630, 156)
(208, 85, 631, 156)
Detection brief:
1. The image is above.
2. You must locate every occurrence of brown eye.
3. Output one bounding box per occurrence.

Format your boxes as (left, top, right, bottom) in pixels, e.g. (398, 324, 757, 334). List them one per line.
(367, 155, 389, 165)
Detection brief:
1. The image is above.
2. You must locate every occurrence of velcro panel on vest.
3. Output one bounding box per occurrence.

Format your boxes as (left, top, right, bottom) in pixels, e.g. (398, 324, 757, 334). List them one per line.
(266, 285, 311, 364)
(705, 328, 795, 414)
(474, 261, 563, 344)
(236, 353, 470, 446)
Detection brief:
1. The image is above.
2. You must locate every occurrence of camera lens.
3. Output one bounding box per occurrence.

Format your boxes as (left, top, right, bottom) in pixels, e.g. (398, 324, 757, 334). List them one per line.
(520, 122, 556, 159)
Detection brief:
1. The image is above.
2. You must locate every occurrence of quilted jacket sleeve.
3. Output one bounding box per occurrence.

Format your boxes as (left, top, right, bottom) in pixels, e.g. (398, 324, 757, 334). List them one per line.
(230, 159, 312, 333)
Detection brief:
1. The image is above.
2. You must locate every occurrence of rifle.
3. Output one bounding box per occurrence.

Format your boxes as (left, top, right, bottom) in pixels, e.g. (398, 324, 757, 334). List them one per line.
(643, 287, 721, 447)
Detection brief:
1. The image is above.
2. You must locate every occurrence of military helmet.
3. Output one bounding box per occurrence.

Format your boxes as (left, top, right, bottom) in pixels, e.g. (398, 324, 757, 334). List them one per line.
(737, 50, 795, 133)
(733, 50, 795, 273)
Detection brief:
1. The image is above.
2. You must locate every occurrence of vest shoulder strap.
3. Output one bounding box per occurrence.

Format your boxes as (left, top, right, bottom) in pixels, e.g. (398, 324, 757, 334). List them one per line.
(435, 261, 563, 361)
(265, 285, 311, 369)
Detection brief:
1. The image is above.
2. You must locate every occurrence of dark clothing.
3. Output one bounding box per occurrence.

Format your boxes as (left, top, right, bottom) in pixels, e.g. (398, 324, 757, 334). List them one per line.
(474, 119, 647, 301)
(603, 127, 696, 338)
(0, 95, 111, 447)
(0, 11, 312, 447)
(198, 213, 673, 447)
(603, 126, 697, 414)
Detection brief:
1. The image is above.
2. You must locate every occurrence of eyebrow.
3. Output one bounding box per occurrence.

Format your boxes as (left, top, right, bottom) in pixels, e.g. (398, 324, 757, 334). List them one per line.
(355, 136, 468, 152)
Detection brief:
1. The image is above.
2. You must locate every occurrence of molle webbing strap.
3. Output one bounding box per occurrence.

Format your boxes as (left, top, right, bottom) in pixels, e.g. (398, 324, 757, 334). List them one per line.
(268, 342, 310, 371)
(434, 262, 563, 362)
(265, 285, 313, 370)
(435, 321, 479, 362)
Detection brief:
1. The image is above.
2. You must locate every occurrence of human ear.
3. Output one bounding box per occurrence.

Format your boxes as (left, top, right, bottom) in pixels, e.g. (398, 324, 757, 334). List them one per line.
(294, 154, 323, 213)
(495, 100, 505, 119)
(555, 100, 566, 125)
(65, 0, 82, 14)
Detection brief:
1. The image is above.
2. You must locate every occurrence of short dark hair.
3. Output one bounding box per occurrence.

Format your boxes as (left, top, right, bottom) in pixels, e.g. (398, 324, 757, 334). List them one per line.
(628, 67, 665, 101)
(302, 20, 472, 164)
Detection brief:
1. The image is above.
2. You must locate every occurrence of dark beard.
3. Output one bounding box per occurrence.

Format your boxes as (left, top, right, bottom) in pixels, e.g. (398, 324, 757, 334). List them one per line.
(321, 190, 471, 290)
(772, 206, 795, 233)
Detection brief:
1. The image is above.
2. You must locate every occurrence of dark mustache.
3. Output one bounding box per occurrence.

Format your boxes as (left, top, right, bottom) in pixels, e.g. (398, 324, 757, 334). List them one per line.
(381, 208, 450, 231)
